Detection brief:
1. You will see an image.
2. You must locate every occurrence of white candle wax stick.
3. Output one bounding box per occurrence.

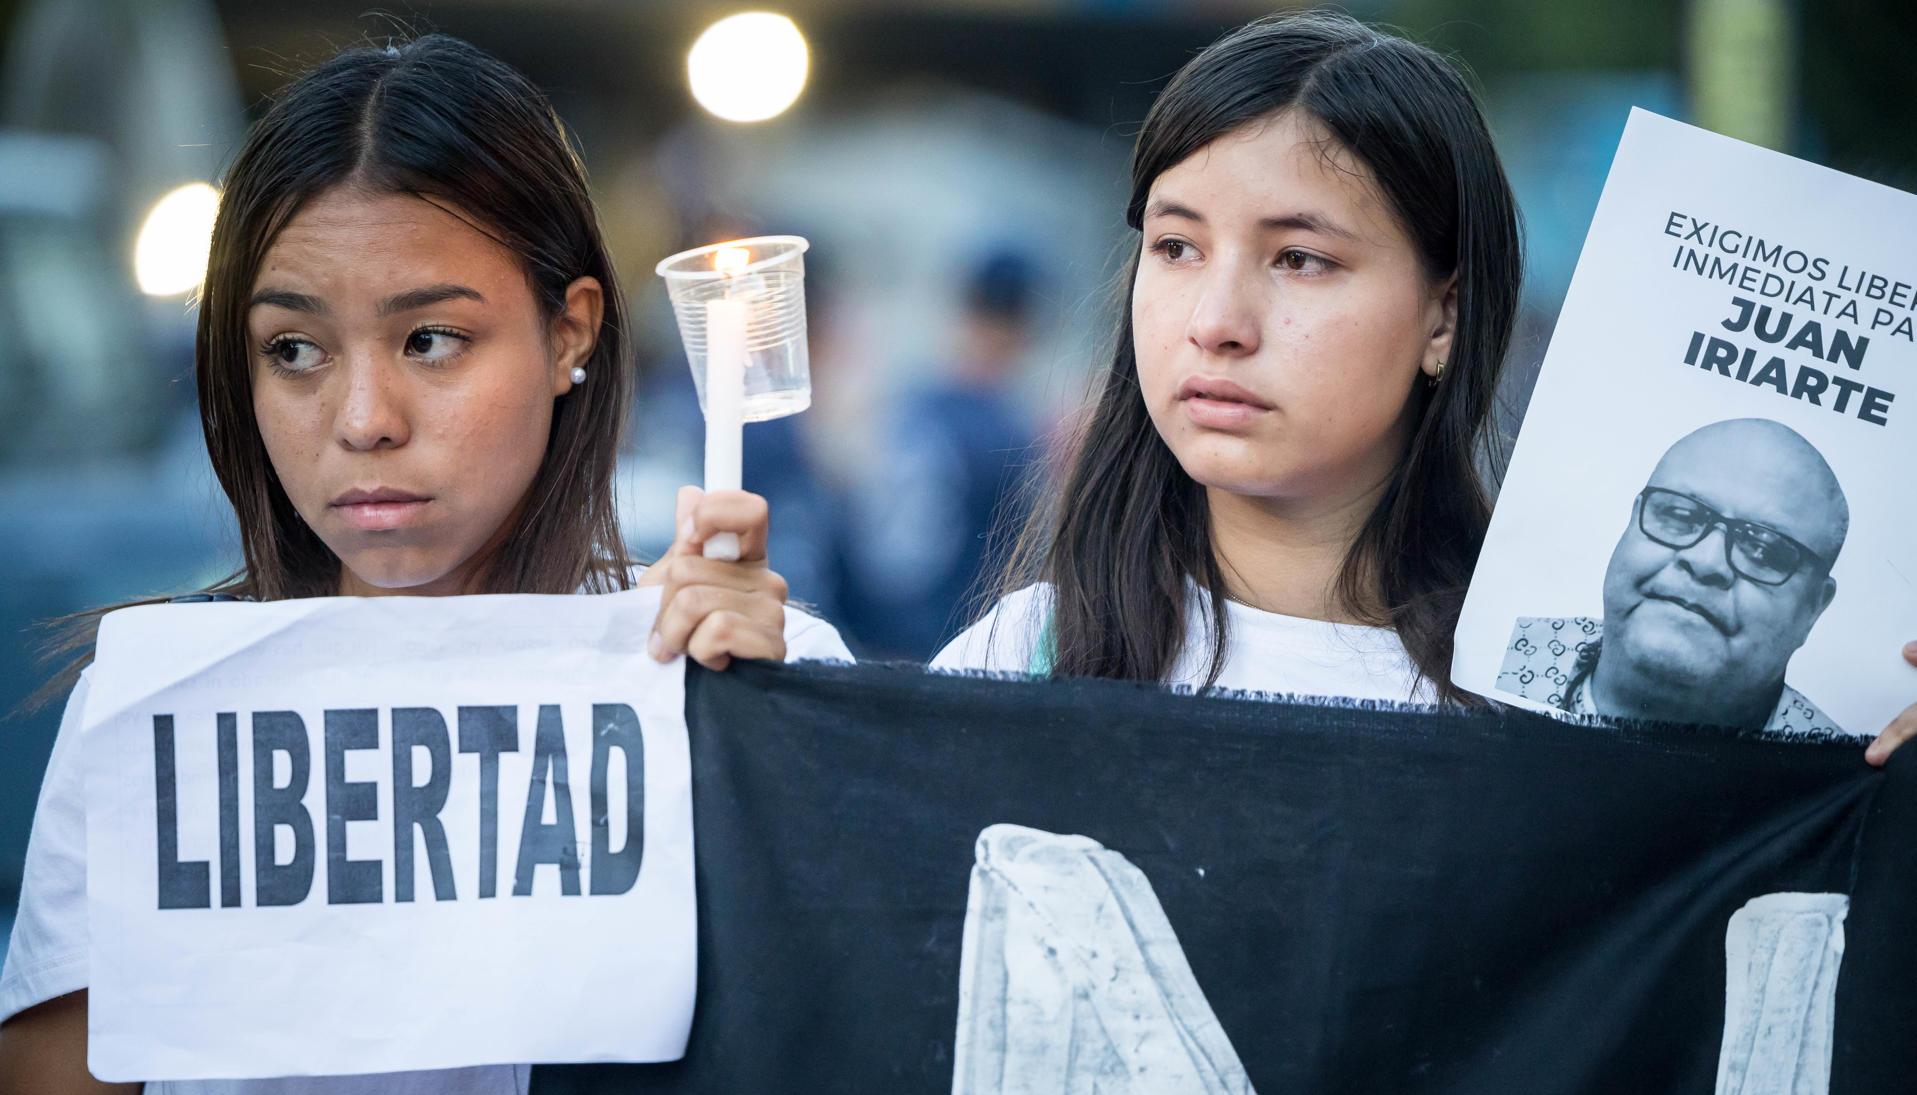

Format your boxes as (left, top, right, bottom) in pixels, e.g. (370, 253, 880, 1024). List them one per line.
(702, 296, 747, 561)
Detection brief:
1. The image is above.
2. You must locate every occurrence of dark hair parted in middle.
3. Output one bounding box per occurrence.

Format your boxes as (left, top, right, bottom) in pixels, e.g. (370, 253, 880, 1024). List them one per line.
(199, 33, 633, 601)
(995, 10, 1522, 700)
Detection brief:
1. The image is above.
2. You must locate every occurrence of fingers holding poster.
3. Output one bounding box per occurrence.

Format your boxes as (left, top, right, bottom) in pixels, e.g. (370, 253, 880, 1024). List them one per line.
(1454, 110, 1917, 736)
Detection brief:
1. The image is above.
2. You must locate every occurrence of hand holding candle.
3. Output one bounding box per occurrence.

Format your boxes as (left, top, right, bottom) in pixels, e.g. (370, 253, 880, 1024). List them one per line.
(654, 234, 814, 560)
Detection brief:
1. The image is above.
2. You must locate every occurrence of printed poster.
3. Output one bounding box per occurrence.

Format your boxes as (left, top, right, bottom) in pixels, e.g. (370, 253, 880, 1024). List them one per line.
(1454, 108, 1917, 735)
(83, 589, 695, 1081)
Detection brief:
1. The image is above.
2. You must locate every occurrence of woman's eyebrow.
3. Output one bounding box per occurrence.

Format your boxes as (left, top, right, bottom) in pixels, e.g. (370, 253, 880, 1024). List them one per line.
(248, 288, 327, 314)
(1144, 198, 1203, 223)
(378, 283, 487, 316)
(244, 283, 488, 317)
(1259, 212, 1361, 242)
(1143, 200, 1360, 243)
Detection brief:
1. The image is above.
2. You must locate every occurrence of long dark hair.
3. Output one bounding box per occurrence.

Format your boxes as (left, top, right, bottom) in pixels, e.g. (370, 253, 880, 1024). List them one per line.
(36, 34, 633, 702)
(994, 11, 1521, 702)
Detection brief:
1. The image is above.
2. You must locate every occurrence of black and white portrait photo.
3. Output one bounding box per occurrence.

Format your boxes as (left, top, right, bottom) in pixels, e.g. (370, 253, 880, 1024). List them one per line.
(1495, 419, 1847, 733)
(1453, 111, 1915, 738)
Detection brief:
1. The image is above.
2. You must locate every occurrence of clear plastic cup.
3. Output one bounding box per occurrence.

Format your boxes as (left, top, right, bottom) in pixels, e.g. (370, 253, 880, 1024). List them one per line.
(654, 235, 811, 422)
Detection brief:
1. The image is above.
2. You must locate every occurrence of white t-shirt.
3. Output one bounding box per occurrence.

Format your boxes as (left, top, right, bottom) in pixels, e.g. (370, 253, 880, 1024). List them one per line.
(932, 582, 1432, 704)
(0, 590, 852, 1094)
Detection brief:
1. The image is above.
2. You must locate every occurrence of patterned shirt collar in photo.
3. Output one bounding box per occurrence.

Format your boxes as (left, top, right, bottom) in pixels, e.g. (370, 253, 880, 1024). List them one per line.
(1498, 615, 1847, 738)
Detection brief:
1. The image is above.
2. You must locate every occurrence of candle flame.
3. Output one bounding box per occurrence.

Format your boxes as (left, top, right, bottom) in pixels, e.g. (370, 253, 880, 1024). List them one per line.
(714, 246, 751, 276)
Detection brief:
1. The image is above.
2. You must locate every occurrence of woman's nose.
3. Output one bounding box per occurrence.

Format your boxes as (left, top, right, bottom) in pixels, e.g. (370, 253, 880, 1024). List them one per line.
(334, 354, 411, 452)
(1185, 270, 1262, 357)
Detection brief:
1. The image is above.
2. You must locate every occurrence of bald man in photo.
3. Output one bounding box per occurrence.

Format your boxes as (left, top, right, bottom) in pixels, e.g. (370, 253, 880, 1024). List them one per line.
(1498, 418, 1849, 734)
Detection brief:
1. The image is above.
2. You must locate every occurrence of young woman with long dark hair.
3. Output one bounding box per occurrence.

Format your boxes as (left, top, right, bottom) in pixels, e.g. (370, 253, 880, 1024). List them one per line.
(0, 35, 843, 1093)
(936, 10, 1917, 759)
(936, 11, 1513, 702)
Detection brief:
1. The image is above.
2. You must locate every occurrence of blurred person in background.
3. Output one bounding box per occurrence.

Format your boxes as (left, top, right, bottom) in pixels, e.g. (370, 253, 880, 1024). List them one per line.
(839, 246, 1041, 659)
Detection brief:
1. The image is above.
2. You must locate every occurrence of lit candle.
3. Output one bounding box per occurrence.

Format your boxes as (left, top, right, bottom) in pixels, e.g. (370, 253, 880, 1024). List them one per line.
(702, 246, 751, 561)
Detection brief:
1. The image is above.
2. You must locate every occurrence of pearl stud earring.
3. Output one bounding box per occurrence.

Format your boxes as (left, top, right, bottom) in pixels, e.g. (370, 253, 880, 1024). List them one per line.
(570, 366, 588, 385)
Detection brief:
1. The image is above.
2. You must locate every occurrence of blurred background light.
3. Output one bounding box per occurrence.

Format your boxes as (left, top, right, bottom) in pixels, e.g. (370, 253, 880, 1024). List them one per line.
(133, 180, 218, 296)
(687, 11, 809, 123)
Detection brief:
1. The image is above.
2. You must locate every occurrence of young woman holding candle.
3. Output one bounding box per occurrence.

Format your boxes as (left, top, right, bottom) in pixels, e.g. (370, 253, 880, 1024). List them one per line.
(0, 35, 833, 1093)
(932, 9, 1917, 763)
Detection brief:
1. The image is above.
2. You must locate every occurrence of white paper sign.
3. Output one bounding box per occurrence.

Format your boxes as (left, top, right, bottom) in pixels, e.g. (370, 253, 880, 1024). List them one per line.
(1455, 109, 1917, 736)
(82, 588, 694, 1081)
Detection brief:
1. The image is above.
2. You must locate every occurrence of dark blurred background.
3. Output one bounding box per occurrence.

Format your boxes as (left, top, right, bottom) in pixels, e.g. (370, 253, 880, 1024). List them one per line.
(1, 0, 1910, 950)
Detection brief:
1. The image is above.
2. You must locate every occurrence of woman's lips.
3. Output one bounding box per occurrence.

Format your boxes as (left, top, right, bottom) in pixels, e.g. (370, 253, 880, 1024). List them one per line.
(1177, 376, 1273, 430)
(330, 488, 432, 532)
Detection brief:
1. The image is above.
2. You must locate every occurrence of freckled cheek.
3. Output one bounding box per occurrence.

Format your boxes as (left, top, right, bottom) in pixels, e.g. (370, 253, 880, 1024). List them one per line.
(1279, 309, 1364, 367)
(253, 393, 331, 515)
(1131, 292, 1190, 404)
(1285, 312, 1414, 427)
(1300, 284, 1421, 367)
(1259, 327, 1349, 415)
(428, 382, 554, 498)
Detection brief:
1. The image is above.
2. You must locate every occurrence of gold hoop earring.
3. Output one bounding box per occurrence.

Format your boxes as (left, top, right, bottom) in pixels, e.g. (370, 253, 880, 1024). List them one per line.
(1427, 360, 1446, 388)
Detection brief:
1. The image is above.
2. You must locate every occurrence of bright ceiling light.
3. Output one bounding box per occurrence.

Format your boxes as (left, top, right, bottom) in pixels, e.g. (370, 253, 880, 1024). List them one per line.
(135, 181, 220, 297)
(687, 12, 809, 124)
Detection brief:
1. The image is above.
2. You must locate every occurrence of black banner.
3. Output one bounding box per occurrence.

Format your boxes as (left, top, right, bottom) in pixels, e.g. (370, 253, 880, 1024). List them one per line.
(537, 661, 1915, 1093)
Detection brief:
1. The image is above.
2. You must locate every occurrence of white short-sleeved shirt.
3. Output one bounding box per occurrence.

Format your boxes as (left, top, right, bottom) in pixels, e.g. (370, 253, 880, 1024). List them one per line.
(0, 591, 851, 1094)
(932, 582, 1431, 704)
